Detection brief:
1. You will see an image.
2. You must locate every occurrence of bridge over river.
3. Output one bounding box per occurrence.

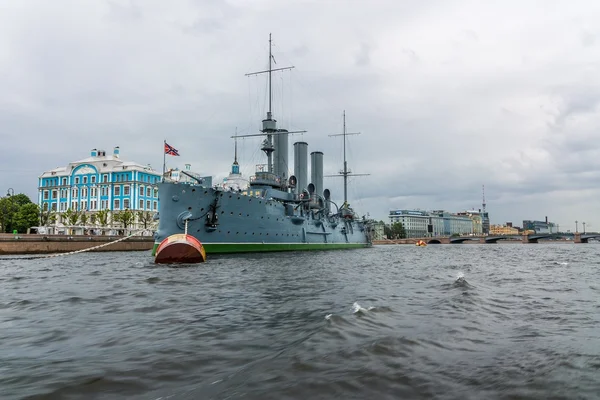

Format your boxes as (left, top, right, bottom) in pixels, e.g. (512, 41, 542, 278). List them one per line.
(375, 232, 600, 245)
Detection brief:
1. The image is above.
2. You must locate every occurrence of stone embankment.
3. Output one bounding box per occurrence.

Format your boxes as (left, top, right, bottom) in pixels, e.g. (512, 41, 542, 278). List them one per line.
(0, 234, 154, 255)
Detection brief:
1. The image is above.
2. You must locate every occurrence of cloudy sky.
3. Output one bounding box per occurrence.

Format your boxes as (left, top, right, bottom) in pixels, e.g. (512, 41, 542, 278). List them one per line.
(2, 0, 600, 231)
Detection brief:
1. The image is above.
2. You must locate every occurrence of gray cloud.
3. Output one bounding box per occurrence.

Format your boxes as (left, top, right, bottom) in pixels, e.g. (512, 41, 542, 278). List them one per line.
(2, 0, 600, 231)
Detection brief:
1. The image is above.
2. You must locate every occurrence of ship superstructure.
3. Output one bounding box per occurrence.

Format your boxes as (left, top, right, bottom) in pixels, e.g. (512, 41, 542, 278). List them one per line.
(153, 34, 371, 254)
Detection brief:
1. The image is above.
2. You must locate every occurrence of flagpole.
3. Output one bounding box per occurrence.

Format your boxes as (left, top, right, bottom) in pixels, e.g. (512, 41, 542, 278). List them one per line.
(162, 139, 166, 181)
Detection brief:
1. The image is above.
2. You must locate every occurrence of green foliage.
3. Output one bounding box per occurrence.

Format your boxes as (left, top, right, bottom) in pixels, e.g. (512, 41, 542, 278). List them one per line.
(62, 208, 81, 226)
(389, 222, 406, 239)
(10, 193, 32, 207)
(80, 213, 88, 226)
(39, 205, 56, 226)
(114, 209, 135, 232)
(95, 209, 110, 227)
(136, 211, 154, 229)
(13, 203, 40, 233)
(0, 193, 34, 233)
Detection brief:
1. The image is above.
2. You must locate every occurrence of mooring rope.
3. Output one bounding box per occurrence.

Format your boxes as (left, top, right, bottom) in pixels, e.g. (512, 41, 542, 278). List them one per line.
(0, 229, 152, 261)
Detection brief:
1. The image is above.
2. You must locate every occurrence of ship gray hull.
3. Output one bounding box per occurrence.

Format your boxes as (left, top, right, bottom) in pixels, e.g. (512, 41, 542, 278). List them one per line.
(153, 181, 371, 254)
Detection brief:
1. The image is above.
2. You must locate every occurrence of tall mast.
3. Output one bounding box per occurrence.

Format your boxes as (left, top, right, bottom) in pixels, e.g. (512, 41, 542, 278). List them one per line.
(269, 33, 273, 115)
(327, 111, 369, 204)
(342, 111, 348, 202)
(243, 34, 296, 174)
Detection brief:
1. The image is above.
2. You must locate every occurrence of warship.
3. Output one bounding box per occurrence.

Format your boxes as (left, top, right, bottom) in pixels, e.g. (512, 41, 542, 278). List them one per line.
(153, 35, 372, 255)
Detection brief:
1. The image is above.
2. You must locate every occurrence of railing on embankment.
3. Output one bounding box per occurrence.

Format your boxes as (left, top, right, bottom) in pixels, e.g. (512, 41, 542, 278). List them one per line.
(0, 234, 155, 255)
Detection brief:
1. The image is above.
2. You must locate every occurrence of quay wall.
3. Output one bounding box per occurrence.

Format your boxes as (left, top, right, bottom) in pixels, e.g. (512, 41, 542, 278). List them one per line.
(0, 234, 154, 255)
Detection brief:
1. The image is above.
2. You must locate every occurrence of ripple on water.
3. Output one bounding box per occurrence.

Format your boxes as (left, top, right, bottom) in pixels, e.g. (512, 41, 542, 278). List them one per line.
(1, 246, 600, 400)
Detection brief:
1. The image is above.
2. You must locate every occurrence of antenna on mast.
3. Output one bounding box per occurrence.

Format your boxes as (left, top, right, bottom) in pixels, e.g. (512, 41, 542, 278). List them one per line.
(482, 184, 486, 215)
(326, 110, 369, 204)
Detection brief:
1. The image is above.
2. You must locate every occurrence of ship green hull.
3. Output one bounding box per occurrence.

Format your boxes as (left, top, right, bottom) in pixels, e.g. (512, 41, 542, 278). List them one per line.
(152, 241, 369, 256)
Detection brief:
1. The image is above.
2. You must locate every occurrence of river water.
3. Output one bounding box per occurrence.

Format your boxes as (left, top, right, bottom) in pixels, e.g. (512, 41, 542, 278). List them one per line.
(1, 244, 599, 399)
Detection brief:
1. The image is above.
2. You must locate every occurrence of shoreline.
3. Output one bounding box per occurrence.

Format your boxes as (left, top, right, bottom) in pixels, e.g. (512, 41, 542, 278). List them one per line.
(0, 234, 154, 255)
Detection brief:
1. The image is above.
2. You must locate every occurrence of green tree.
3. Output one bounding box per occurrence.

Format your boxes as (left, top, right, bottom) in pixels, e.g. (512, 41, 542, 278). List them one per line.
(95, 209, 110, 234)
(80, 213, 88, 227)
(13, 203, 40, 233)
(39, 204, 56, 226)
(390, 222, 406, 239)
(114, 209, 135, 234)
(0, 193, 32, 233)
(136, 210, 153, 229)
(62, 208, 81, 233)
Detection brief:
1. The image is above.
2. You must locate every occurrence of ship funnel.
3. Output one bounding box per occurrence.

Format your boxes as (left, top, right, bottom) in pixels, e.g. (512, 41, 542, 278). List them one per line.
(293, 142, 308, 194)
(310, 151, 323, 200)
(323, 188, 331, 214)
(274, 129, 289, 184)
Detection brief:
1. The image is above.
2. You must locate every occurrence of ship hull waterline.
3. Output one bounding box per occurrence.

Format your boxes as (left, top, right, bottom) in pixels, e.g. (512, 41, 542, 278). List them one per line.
(152, 241, 368, 256)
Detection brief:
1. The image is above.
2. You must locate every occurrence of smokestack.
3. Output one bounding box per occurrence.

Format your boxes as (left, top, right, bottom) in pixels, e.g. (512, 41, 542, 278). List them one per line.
(113, 146, 120, 158)
(310, 151, 323, 198)
(545, 216, 548, 224)
(294, 142, 308, 194)
(274, 130, 289, 183)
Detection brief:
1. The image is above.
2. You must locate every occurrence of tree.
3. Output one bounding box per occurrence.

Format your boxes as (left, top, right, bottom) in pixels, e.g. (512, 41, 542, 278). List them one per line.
(39, 204, 56, 226)
(136, 210, 154, 229)
(80, 213, 88, 227)
(390, 222, 406, 239)
(95, 209, 110, 234)
(13, 203, 40, 233)
(114, 209, 135, 233)
(0, 193, 32, 233)
(62, 208, 81, 233)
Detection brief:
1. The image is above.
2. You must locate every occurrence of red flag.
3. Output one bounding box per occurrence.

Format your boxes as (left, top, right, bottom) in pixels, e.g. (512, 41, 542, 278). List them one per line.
(164, 142, 180, 156)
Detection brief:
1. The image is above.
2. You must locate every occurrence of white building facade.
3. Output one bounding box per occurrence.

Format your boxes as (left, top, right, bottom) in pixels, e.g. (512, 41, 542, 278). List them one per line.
(389, 209, 477, 238)
(38, 147, 162, 234)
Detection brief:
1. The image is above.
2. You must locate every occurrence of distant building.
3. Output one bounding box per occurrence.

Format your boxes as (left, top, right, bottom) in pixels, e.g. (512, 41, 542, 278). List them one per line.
(388, 209, 476, 238)
(522, 218, 557, 234)
(38, 147, 162, 234)
(489, 224, 519, 235)
(371, 221, 386, 240)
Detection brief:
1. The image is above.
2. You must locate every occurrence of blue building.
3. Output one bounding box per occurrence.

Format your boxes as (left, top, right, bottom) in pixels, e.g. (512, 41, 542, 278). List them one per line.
(38, 147, 162, 234)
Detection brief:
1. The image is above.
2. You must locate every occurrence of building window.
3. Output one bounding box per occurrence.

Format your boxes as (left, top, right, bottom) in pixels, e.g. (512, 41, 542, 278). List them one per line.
(153, 188, 158, 198)
(62, 178, 67, 185)
(114, 186, 121, 196)
(139, 199, 144, 209)
(146, 200, 151, 210)
(82, 188, 88, 197)
(123, 199, 130, 209)
(114, 199, 120, 210)
(139, 186, 144, 196)
(91, 187, 97, 197)
(51, 190, 57, 199)
(103, 174, 108, 183)
(153, 201, 157, 211)
(124, 185, 130, 196)
(83, 176, 88, 184)
(146, 187, 151, 197)
(75, 177, 80, 184)
(91, 176, 96, 183)
(43, 191, 49, 200)
(80, 201, 86, 210)
(71, 201, 77, 210)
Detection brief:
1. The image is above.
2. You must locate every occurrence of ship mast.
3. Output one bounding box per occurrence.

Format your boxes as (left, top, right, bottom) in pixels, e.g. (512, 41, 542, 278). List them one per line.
(241, 33, 298, 173)
(328, 111, 369, 204)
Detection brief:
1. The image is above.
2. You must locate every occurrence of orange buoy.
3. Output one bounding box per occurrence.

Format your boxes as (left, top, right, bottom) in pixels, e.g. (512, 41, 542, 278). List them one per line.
(154, 234, 206, 264)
